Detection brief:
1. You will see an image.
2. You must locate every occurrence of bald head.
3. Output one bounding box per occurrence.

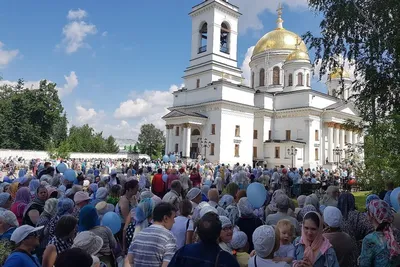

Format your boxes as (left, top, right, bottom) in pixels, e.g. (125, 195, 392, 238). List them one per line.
(208, 188, 219, 202)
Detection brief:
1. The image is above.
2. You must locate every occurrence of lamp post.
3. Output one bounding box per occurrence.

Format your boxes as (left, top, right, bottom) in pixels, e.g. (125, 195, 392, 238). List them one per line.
(197, 137, 211, 160)
(287, 146, 297, 167)
(333, 146, 343, 167)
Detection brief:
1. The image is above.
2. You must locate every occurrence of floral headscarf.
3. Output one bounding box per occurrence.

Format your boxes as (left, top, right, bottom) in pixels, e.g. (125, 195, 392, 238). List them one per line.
(365, 194, 380, 209)
(133, 198, 154, 238)
(238, 197, 254, 217)
(367, 199, 400, 259)
(267, 189, 285, 212)
(298, 204, 317, 222)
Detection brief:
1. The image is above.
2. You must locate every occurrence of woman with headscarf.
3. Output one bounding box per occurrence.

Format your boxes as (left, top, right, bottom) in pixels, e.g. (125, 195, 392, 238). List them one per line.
(359, 199, 400, 266)
(236, 197, 263, 253)
(219, 216, 234, 254)
(8, 182, 19, 200)
(10, 187, 30, 225)
(0, 193, 12, 211)
(29, 179, 40, 199)
(48, 197, 75, 240)
(320, 186, 339, 207)
(265, 189, 286, 218)
(124, 198, 154, 250)
(36, 198, 59, 261)
(186, 188, 202, 211)
(295, 195, 307, 218)
(79, 205, 117, 267)
(322, 206, 357, 266)
(22, 184, 49, 226)
(90, 187, 108, 207)
(293, 211, 339, 267)
(304, 194, 320, 212)
(339, 192, 375, 254)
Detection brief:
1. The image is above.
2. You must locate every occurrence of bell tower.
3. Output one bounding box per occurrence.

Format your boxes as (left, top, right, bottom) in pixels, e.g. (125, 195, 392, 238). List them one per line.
(183, 0, 243, 90)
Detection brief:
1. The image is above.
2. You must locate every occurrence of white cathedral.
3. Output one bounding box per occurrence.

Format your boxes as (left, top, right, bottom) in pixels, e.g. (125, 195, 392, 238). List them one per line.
(162, 0, 363, 169)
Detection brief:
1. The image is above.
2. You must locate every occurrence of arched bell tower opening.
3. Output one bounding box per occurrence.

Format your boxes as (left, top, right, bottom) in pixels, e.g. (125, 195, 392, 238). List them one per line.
(199, 22, 208, 54)
(220, 22, 230, 54)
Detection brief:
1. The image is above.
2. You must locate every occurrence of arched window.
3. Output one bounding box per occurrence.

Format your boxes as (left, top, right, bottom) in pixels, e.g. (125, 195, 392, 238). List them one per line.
(273, 67, 280, 85)
(288, 74, 293, 86)
(306, 73, 310, 86)
(192, 129, 201, 136)
(199, 23, 208, 54)
(297, 72, 303, 86)
(251, 72, 255, 88)
(259, 68, 265, 87)
(220, 22, 230, 54)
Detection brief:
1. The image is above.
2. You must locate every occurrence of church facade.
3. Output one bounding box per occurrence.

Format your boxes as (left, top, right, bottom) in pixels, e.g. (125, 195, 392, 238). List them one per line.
(162, 0, 362, 169)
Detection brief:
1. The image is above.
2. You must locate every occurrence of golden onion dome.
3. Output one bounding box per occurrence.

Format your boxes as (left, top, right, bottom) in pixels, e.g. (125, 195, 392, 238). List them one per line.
(329, 68, 351, 79)
(252, 29, 308, 56)
(252, 5, 308, 57)
(286, 49, 310, 62)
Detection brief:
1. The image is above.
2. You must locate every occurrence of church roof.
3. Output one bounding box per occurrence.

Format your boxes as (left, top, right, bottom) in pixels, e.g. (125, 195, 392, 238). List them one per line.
(325, 101, 346, 110)
(162, 110, 208, 119)
(264, 139, 306, 144)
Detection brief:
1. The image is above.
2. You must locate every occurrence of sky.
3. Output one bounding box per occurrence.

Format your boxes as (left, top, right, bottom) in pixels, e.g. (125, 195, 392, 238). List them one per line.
(0, 0, 343, 140)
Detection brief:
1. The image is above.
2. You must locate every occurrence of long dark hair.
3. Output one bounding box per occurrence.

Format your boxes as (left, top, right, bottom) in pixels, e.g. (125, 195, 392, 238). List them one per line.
(122, 180, 138, 195)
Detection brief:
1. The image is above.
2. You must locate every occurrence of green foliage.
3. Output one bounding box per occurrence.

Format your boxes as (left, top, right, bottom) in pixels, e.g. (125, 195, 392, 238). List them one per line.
(137, 124, 165, 159)
(306, 0, 400, 191)
(0, 79, 66, 150)
(64, 124, 119, 153)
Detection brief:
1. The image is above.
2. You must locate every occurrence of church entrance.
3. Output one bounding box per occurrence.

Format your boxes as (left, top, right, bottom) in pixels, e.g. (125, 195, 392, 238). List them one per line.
(190, 143, 199, 159)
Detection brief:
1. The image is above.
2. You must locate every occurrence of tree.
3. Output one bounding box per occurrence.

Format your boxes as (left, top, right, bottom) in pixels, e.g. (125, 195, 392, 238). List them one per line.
(0, 79, 65, 150)
(105, 136, 120, 153)
(305, 0, 400, 189)
(53, 112, 68, 147)
(137, 124, 165, 159)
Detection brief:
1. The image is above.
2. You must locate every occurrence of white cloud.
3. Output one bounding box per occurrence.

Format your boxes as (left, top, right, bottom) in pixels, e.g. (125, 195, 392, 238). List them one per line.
(76, 105, 105, 124)
(240, 46, 255, 86)
(62, 21, 97, 53)
(0, 71, 78, 97)
(102, 31, 108, 37)
(0, 41, 19, 68)
(67, 9, 87, 20)
(58, 71, 78, 97)
(230, 0, 308, 33)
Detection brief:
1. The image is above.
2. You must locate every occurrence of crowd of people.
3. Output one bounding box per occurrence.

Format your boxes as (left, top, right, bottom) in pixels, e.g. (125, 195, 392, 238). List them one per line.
(0, 157, 399, 267)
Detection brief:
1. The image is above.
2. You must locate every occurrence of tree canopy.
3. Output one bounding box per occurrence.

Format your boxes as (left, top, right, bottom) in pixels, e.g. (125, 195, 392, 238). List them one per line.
(305, 0, 400, 190)
(0, 78, 120, 158)
(137, 124, 165, 159)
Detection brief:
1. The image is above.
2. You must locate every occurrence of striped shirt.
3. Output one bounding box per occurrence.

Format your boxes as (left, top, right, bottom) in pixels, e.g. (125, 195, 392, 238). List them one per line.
(128, 224, 177, 266)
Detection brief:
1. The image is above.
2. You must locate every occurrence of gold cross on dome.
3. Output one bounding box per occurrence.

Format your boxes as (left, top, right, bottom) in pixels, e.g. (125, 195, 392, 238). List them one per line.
(277, 2, 283, 17)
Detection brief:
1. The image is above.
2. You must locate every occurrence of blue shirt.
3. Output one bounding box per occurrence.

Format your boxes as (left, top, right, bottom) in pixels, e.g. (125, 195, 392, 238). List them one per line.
(4, 251, 41, 267)
(168, 242, 240, 267)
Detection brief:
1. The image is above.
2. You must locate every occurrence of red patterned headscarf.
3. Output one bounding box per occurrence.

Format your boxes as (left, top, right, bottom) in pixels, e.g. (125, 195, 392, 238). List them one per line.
(368, 199, 400, 259)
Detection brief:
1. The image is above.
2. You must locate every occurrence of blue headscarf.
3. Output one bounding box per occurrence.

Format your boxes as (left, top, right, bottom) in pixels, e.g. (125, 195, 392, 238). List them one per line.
(366, 194, 380, 209)
(78, 205, 100, 232)
(57, 198, 74, 216)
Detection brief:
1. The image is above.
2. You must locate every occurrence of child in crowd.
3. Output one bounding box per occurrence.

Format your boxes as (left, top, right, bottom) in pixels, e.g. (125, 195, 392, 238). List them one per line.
(231, 231, 250, 267)
(273, 219, 295, 264)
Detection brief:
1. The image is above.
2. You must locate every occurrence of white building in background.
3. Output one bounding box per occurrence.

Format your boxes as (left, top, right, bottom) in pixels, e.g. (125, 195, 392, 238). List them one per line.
(163, 0, 363, 169)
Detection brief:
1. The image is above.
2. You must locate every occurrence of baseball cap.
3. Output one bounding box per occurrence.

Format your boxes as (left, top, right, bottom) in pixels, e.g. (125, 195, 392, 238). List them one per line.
(11, 225, 44, 243)
(74, 191, 91, 205)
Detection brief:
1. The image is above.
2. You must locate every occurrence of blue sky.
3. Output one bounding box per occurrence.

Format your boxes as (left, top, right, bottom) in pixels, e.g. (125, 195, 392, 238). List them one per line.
(0, 0, 329, 139)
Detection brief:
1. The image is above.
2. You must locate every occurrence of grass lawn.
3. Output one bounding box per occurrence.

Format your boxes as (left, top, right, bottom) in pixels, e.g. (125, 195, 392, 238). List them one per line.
(353, 191, 372, 211)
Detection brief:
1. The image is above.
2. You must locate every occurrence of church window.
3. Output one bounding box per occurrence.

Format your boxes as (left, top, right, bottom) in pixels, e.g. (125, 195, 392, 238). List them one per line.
(315, 130, 319, 141)
(253, 147, 257, 158)
(286, 130, 291, 140)
(220, 22, 230, 54)
(253, 130, 258, 139)
(273, 67, 280, 85)
(211, 124, 216, 135)
(175, 127, 180, 136)
(307, 73, 310, 86)
(234, 144, 240, 157)
(251, 72, 255, 88)
(199, 23, 208, 54)
(175, 144, 179, 153)
(315, 148, 319, 160)
(192, 129, 201, 136)
(196, 79, 200, 88)
(297, 72, 304, 86)
(288, 74, 293, 86)
(210, 143, 215, 155)
(235, 125, 240, 137)
(268, 130, 272, 140)
(275, 147, 280, 158)
(259, 69, 265, 87)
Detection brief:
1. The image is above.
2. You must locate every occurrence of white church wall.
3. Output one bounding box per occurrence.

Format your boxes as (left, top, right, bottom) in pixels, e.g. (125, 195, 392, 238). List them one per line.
(309, 94, 337, 109)
(254, 93, 274, 110)
(273, 117, 307, 141)
(221, 87, 254, 106)
(213, 8, 238, 62)
(274, 92, 310, 110)
(173, 86, 221, 107)
(219, 108, 254, 165)
(201, 109, 222, 163)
